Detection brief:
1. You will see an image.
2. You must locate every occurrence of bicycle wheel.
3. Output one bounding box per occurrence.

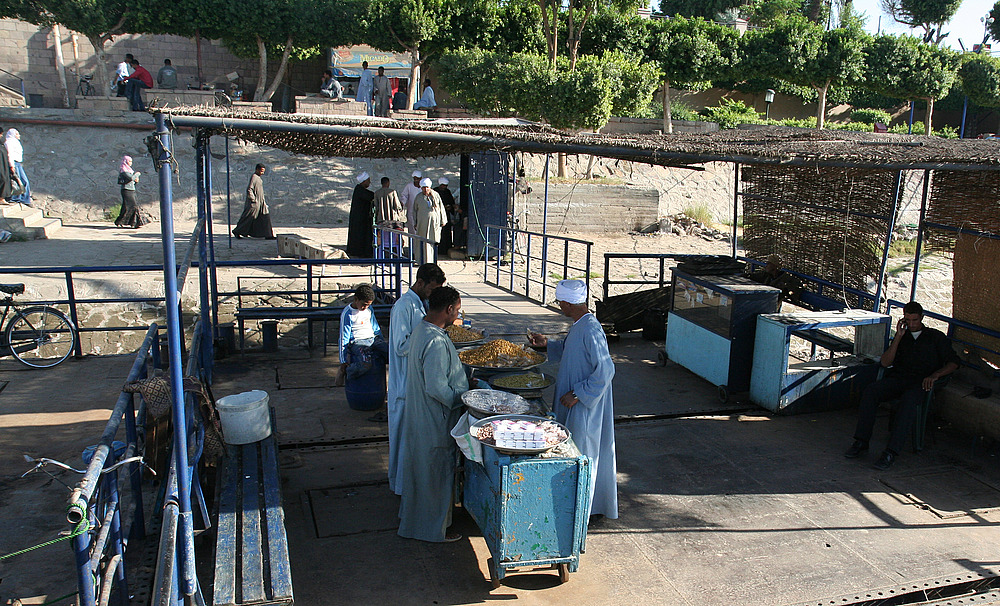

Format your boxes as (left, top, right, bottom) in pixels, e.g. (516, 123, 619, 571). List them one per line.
(5, 306, 77, 368)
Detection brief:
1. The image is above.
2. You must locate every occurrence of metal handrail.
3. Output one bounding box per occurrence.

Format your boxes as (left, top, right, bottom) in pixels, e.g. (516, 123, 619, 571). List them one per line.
(602, 253, 719, 299)
(373, 225, 438, 289)
(0, 67, 26, 101)
(67, 324, 160, 606)
(483, 224, 593, 306)
(740, 257, 878, 310)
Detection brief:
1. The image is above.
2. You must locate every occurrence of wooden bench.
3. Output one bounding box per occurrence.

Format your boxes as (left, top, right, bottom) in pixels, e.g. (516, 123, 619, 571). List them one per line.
(214, 421, 293, 606)
(235, 305, 393, 354)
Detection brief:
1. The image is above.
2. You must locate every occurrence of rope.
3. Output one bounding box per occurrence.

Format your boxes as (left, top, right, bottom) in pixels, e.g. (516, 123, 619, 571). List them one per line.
(0, 518, 90, 561)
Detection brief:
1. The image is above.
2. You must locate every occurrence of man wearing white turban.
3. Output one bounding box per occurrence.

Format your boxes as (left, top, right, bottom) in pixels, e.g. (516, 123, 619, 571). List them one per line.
(528, 279, 618, 520)
(346, 171, 375, 257)
(400, 170, 423, 235)
(414, 177, 446, 264)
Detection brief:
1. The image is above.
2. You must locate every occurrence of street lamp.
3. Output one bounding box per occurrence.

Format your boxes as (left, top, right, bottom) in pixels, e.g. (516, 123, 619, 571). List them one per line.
(764, 89, 775, 120)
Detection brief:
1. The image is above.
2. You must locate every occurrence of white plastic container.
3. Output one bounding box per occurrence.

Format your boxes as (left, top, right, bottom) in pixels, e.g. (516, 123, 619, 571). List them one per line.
(215, 390, 271, 444)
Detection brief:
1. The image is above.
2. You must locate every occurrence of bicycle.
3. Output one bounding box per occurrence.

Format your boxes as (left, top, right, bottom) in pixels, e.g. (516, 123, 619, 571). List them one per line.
(1, 283, 77, 368)
(75, 73, 96, 97)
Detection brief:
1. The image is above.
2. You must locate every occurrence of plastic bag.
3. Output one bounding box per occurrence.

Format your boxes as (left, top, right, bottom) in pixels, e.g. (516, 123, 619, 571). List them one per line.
(451, 411, 483, 463)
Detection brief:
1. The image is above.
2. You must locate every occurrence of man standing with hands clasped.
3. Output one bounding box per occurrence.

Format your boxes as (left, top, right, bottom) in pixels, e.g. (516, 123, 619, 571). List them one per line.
(845, 301, 959, 470)
(528, 279, 618, 521)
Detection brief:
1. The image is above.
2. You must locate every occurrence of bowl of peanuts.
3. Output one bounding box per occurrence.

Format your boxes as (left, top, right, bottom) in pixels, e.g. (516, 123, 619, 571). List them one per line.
(457, 338, 547, 371)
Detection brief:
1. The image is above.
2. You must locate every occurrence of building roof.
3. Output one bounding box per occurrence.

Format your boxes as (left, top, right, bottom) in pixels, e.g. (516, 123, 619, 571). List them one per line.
(158, 107, 1000, 172)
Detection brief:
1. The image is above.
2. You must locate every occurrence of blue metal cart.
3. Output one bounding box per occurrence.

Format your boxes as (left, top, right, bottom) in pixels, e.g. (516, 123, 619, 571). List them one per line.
(463, 439, 591, 587)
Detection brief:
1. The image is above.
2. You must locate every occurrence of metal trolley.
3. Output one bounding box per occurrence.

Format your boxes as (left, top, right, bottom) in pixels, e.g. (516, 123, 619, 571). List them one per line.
(463, 439, 591, 587)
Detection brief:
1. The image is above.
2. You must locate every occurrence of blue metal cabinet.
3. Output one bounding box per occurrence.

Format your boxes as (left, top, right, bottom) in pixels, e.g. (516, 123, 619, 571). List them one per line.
(666, 270, 780, 396)
(750, 310, 890, 414)
(463, 440, 591, 586)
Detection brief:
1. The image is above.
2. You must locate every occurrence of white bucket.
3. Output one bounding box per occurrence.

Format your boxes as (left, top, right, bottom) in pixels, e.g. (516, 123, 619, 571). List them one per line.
(216, 390, 271, 444)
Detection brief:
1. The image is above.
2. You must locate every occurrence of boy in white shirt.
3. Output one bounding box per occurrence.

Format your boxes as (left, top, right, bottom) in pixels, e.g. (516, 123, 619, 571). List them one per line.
(339, 284, 389, 382)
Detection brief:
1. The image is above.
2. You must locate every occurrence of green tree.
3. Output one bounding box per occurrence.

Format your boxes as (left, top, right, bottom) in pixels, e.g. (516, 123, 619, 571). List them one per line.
(488, 1, 546, 55)
(129, 0, 234, 83)
(958, 54, 1000, 109)
(650, 16, 740, 133)
(864, 34, 960, 134)
(989, 1, 1000, 43)
(656, 0, 746, 18)
(879, 0, 962, 44)
(364, 0, 495, 108)
(743, 18, 868, 128)
(576, 8, 653, 59)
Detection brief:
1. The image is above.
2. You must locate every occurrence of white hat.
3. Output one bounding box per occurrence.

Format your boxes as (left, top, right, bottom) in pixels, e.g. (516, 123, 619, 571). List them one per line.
(438, 177, 449, 185)
(555, 279, 587, 305)
(356, 171, 370, 183)
(420, 177, 432, 188)
(412, 170, 423, 178)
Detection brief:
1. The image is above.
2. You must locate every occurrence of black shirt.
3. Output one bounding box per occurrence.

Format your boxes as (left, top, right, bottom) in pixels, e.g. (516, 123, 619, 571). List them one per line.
(888, 326, 960, 383)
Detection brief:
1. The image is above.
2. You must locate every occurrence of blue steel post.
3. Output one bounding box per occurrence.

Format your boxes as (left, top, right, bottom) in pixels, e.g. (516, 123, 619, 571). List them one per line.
(73, 519, 97, 606)
(195, 136, 212, 380)
(123, 392, 145, 538)
(908, 102, 915, 134)
(225, 136, 232, 249)
(960, 96, 968, 138)
(154, 113, 197, 600)
(910, 169, 931, 301)
(732, 163, 740, 258)
(874, 171, 903, 310)
(205, 139, 221, 350)
(65, 271, 83, 357)
(107, 473, 129, 606)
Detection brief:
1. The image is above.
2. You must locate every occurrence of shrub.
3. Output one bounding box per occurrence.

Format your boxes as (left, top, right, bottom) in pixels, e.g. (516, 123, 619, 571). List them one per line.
(851, 108, 892, 124)
(681, 204, 713, 225)
(699, 98, 761, 129)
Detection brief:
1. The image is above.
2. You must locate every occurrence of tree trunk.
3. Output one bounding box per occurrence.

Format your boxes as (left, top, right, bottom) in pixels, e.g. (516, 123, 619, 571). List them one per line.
(925, 97, 934, 135)
(195, 28, 204, 85)
(550, 1, 559, 67)
(557, 153, 566, 178)
(662, 80, 673, 134)
(51, 25, 69, 107)
(408, 47, 421, 109)
(538, 0, 555, 68)
(253, 35, 268, 102)
(816, 83, 828, 129)
(261, 36, 293, 103)
(584, 154, 596, 179)
(568, 6, 577, 71)
(86, 35, 109, 95)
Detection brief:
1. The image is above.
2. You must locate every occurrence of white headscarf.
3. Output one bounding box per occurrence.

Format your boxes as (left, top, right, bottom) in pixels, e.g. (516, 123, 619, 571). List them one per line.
(412, 170, 422, 178)
(555, 279, 587, 305)
(5, 129, 22, 163)
(438, 177, 449, 185)
(356, 171, 370, 183)
(419, 177, 432, 188)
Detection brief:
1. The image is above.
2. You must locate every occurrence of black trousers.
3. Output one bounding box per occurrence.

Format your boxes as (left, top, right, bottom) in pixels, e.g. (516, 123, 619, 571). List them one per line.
(853, 375, 926, 454)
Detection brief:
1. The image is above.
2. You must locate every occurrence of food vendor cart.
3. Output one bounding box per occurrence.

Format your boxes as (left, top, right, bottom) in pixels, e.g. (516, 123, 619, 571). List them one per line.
(463, 436, 591, 587)
(749, 309, 890, 414)
(666, 269, 781, 400)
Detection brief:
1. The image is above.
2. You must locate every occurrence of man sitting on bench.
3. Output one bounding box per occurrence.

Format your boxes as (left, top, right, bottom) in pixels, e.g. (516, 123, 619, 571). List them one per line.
(844, 301, 959, 470)
(337, 284, 389, 385)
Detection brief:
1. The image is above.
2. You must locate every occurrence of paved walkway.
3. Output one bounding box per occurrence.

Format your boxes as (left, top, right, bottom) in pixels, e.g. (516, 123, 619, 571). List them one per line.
(2, 223, 1000, 605)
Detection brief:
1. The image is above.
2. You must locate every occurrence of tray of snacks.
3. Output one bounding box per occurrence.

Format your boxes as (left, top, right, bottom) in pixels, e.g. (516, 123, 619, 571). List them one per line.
(458, 339, 546, 371)
(470, 414, 570, 455)
(488, 371, 555, 393)
(445, 324, 485, 346)
(461, 389, 542, 419)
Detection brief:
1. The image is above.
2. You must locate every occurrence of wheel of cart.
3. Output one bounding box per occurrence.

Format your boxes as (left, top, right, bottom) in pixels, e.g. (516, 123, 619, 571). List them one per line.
(487, 558, 572, 588)
(718, 384, 729, 403)
(657, 350, 668, 367)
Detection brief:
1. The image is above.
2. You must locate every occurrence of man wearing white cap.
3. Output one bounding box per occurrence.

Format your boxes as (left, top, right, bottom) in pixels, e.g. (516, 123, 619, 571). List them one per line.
(401, 170, 423, 235)
(528, 280, 618, 520)
(346, 171, 375, 258)
(434, 177, 456, 253)
(414, 177, 447, 264)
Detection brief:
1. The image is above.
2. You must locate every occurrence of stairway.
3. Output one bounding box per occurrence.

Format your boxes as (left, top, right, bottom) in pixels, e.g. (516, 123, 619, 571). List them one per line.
(0, 203, 63, 239)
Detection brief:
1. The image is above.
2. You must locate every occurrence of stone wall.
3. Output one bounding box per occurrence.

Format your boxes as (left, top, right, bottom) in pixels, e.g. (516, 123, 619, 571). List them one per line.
(0, 18, 330, 109)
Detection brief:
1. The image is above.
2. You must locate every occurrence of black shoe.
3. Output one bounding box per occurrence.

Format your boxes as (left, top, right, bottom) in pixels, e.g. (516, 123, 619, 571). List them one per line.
(873, 450, 896, 471)
(844, 440, 868, 458)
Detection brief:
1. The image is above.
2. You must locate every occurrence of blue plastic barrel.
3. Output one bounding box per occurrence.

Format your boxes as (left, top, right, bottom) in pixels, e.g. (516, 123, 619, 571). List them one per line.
(345, 363, 386, 411)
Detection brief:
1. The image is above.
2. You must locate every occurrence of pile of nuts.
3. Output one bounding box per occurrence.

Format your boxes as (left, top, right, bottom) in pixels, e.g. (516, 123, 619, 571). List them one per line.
(458, 339, 545, 368)
(445, 324, 483, 343)
(492, 373, 551, 390)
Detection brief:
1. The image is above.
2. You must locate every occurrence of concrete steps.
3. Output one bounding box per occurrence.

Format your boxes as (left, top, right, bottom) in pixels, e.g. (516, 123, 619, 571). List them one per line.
(0, 203, 63, 239)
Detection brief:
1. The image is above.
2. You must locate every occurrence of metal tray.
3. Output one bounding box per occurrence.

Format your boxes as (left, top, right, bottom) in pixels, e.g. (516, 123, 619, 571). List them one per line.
(462, 389, 535, 419)
(487, 371, 555, 393)
(447, 326, 486, 347)
(469, 414, 569, 455)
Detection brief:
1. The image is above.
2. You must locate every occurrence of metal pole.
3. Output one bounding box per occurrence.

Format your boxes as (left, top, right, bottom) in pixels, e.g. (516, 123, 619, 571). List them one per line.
(225, 136, 232, 249)
(122, 393, 145, 538)
(195, 135, 212, 382)
(205, 139, 220, 345)
(65, 271, 83, 358)
(155, 113, 197, 599)
(732, 163, 740, 258)
(960, 96, 969, 138)
(908, 101, 915, 135)
(73, 521, 96, 606)
(542, 154, 550, 303)
(874, 170, 903, 310)
(910, 169, 931, 301)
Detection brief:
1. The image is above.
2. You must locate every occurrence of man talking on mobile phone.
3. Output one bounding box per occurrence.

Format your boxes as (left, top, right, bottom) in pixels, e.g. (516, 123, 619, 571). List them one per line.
(844, 301, 959, 470)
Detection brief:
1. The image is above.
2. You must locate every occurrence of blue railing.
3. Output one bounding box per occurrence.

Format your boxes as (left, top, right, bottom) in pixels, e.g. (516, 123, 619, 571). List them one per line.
(885, 299, 1000, 377)
(740, 257, 879, 311)
(602, 253, 725, 299)
(0, 67, 26, 102)
(373, 224, 438, 288)
(484, 225, 593, 306)
(66, 324, 161, 606)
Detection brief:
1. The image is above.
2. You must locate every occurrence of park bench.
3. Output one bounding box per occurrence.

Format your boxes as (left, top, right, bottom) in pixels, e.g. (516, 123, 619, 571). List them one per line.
(235, 305, 393, 354)
(213, 415, 293, 606)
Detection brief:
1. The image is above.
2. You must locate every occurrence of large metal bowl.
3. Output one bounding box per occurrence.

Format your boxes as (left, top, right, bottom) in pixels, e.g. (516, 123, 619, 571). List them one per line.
(462, 389, 537, 419)
(487, 371, 555, 393)
(457, 340, 547, 372)
(446, 325, 486, 347)
(469, 414, 570, 455)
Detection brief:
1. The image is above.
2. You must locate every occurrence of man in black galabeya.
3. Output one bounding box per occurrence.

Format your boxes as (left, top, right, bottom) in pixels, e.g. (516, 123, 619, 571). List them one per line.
(845, 301, 959, 470)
